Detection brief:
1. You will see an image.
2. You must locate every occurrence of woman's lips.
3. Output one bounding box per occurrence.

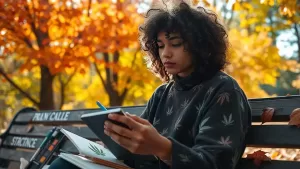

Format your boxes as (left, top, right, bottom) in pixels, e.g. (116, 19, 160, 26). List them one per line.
(164, 62, 176, 68)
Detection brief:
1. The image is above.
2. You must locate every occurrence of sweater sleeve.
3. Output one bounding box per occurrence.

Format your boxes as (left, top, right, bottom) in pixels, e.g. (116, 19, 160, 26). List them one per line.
(140, 85, 165, 122)
(166, 89, 251, 169)
(124, 85, 165, 168)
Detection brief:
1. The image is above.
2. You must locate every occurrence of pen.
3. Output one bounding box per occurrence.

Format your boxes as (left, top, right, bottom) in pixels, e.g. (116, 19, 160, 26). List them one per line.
(29, 127, 56, 162)
(96, 101, 127, 116)
(96, 101, 107, 110)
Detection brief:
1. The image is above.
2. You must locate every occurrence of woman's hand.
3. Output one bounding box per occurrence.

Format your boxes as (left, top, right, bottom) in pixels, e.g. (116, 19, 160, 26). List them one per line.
(104, 113, 172, 160)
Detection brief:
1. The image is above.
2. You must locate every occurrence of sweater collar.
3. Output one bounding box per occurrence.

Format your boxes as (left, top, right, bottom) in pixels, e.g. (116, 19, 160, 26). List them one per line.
(173, 69, 218, 91)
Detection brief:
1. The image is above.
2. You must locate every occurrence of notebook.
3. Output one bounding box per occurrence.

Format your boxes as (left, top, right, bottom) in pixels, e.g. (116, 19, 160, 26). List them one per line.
(59, 129, 132, 169)
(80, 108, 157, 161)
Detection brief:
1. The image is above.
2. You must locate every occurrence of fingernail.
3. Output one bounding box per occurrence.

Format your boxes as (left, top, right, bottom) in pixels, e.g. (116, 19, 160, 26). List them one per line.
(104, 129, 108, 135)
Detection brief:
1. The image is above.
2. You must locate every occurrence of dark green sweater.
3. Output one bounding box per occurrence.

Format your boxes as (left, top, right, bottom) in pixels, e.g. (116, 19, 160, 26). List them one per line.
(129, 71, 252, 169)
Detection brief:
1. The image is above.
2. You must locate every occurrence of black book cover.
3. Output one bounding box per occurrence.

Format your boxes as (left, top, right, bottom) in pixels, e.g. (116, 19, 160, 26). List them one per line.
(81, 108, 157, 161)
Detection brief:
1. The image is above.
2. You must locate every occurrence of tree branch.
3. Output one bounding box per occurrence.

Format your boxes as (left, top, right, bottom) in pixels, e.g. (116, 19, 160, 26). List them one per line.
(120, 50, 138, 101)
(268, 8, 277, 45)
(112, 51, 120, 83)
(58, 70, 77, 109)
(103, 53, 111, 84)
(0, 19, 33, 48)
(226, 8, 234, 28)
(58, 75, 65, 110)
(24, 2, 47, 48)
(87, 0, 92, 17)
(94, 62, 108, 91)
(293, 23, 300, 62)
(0, 67, 39, 107)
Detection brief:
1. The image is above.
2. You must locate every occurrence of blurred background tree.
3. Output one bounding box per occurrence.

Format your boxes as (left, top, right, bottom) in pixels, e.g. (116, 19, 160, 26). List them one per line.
(0, 0, 300, 131)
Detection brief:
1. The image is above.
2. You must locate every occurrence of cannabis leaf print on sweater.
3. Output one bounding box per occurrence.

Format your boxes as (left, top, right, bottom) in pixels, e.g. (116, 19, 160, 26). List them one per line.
(222, 114, 234, 126)
(166, 89, 251, 169)
(125, 71, 251, 169)
(198, 117, 211, 134)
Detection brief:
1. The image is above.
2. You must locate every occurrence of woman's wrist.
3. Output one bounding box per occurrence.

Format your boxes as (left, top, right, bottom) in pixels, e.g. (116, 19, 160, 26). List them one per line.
(155, 135, 172, 161)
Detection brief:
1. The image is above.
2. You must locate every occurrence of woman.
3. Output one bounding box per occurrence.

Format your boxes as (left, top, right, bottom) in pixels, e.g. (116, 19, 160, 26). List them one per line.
(48, 2, 251, 169)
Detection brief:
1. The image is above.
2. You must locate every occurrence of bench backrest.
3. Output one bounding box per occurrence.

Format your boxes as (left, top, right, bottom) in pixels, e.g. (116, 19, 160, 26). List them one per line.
(0, 95, 299, 169)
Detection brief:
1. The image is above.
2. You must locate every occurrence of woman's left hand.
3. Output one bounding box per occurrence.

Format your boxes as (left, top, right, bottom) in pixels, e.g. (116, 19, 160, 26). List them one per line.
(104, 113, 171, 159)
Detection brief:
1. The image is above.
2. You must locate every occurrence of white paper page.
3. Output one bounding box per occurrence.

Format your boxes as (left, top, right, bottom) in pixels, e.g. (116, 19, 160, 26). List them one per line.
(60, 128, 119, 162)
(59, 153, 114, 169)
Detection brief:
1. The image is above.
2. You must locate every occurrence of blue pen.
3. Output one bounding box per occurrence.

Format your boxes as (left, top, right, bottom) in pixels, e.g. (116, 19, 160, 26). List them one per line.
(96, 101, 107, 110)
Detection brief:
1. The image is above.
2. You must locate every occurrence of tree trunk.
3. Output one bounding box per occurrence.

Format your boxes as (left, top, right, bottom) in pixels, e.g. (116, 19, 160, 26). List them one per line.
(293, 24, 300, 94)
(268, 8, 277, 46)
(94, 52, 128, 107)
(109, 92, 124, 106)
(294, 24, 300, 62)
(39, 66, 55, 110)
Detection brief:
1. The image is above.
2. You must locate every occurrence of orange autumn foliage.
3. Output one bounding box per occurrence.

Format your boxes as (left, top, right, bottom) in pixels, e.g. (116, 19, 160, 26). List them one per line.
(0, 0, 142, 75)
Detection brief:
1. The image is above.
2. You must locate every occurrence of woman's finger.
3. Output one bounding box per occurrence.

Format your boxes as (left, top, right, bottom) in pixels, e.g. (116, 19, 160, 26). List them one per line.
(104, 121, 132, 138)
(108, 114, 141, 130)
(105, 129, 137, 151)
(126, 113, 150, 125)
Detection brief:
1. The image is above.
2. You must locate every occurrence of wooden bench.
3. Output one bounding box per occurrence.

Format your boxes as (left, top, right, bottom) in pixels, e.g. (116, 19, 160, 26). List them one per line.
(0, 95, 299, 169)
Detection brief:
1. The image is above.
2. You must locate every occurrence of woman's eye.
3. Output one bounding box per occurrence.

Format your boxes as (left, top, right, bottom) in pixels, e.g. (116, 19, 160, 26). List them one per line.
(158, 45, 164, 48)
(172, 43, 182, 47)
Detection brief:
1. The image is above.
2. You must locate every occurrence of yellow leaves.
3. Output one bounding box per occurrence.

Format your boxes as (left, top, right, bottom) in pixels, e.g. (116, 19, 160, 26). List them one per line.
(202, 0, 211, 6)
(106, 9, 116, 16)
(49, 25, 64, 39)
(260, 0, 275, 6)
(133, 90, 143, 98)
(232, 2, 253, 11)
(63, 71, 109, 108)
(117, 11, 125, 20)
(227, 29, 282, 98)
(58, 14, 66, 23)
(232, 2, 242, 11)
(280, 59, 300, 72)
(292, 76, 300, 89)
(259, 0, 298, 17)
(277, 0, 297, 17)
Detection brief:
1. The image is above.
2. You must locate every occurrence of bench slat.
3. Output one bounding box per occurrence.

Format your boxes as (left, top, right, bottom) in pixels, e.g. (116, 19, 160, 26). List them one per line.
(2, 134, 99, 150)
(249, 96, 300, 108)
(249, 96, 300, 122)
(0, 148, 33, 162)
(246, 125, 300, 148)
(240, 158, 300, 169)
(251, 107, 296, 122)
(8, 124, 300, 149)
(14, 106, 146, 124)
(8, 125, 97, 139)
(2, 136, 44, 149)
(14, 109, 97, 124)
(7, 161, 20, 169)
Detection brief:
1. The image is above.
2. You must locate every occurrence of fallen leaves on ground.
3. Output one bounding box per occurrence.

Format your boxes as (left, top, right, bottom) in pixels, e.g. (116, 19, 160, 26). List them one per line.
(246, 150, 271, 166)
(244, 147, 300, 161)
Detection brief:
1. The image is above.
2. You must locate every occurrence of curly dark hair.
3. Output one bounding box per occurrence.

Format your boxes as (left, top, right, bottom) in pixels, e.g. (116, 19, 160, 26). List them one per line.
(139, 2, 229, 82)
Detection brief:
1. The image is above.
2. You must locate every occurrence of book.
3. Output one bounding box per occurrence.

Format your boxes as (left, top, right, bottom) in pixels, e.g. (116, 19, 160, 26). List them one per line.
(81, 108, 157, 161)
(59, 128, 132, 169)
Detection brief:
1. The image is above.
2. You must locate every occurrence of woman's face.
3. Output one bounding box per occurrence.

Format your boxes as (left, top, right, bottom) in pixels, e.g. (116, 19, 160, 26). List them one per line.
(157, 31, 194, 77)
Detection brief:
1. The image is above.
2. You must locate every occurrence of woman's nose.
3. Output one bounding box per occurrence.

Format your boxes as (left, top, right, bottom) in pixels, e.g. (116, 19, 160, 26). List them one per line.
(162, 46, 172, 58)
